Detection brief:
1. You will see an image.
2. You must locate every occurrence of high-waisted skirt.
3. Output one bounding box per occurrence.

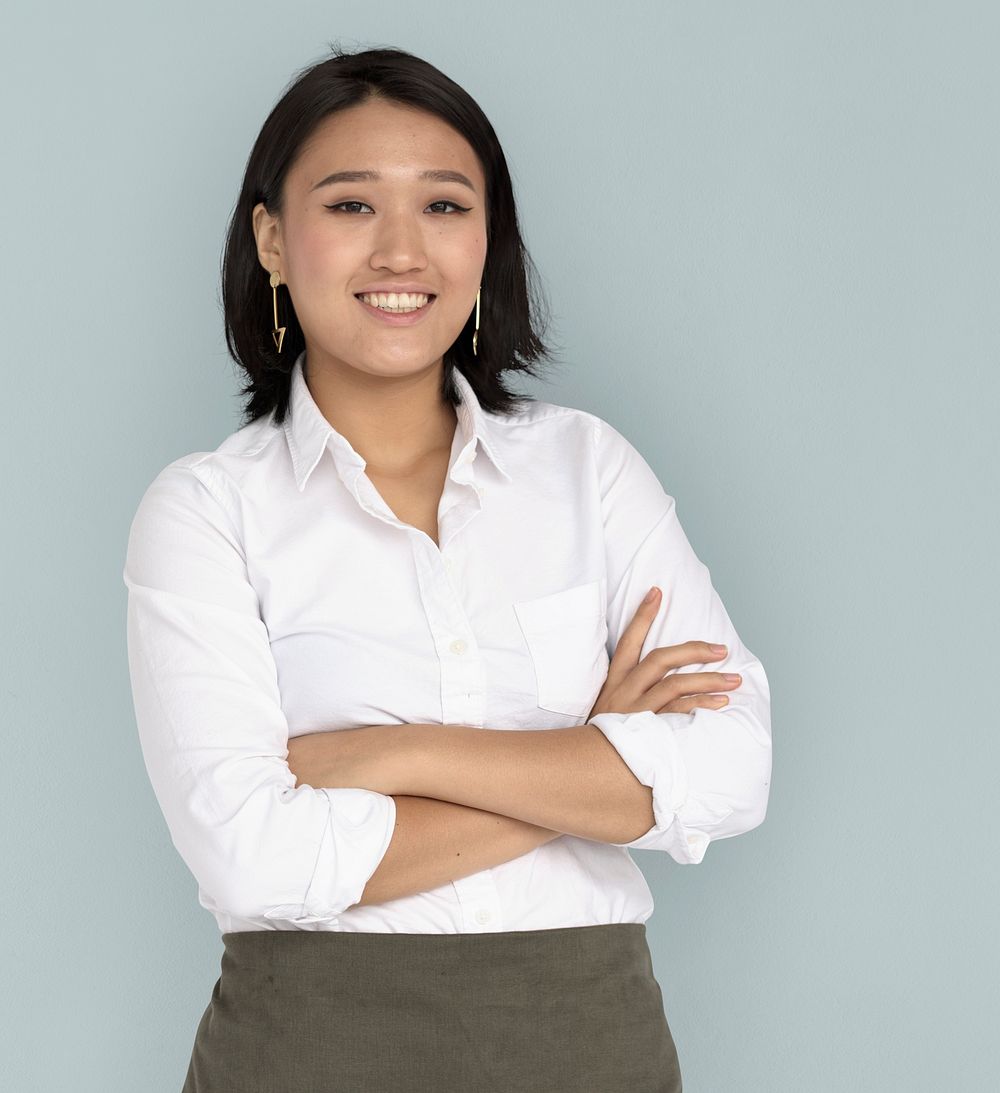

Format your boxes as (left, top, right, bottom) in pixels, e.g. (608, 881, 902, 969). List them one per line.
(182, 922, 683, 1092)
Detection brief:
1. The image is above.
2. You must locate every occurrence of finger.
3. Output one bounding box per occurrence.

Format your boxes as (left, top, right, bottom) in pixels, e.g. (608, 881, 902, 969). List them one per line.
(647, 640, 729, 674)
(659, 693, 731, 714)
(608, 586, 663, 675)
(651, 670, 742, 704)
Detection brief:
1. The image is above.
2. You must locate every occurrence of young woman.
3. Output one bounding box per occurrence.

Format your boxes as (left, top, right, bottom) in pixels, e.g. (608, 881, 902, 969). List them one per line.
(124, 45, 772, 1092)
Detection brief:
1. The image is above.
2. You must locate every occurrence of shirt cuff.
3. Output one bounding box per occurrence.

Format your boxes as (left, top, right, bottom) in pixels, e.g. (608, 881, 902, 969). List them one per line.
(589, 710, 731, 862)
(263, 787, 397, 923)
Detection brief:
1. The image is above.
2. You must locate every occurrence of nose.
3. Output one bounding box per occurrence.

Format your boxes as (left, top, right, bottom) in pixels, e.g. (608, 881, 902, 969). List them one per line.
(369, 207, 428, 273)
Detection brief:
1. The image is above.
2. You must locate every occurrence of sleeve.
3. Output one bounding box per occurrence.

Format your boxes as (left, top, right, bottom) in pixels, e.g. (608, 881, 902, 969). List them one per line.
(587, 417, 772, 863)
(122, 458, 397, 923)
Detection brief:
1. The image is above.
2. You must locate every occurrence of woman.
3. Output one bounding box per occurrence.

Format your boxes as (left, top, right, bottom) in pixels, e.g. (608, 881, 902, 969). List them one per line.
(123, 45, 772, 1092)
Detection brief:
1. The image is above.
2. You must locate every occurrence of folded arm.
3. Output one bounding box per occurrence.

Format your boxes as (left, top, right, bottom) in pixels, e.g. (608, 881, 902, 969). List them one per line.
(290, 722, 656, 845)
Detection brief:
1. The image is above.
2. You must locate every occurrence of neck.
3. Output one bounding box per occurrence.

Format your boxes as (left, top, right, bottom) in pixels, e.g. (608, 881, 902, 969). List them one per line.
(303, 353, 458, 476)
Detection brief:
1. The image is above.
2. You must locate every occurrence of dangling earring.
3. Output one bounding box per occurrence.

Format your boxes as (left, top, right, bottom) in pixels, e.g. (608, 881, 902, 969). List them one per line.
(270, 271, 286, 353)
(472, 286, 481, 356)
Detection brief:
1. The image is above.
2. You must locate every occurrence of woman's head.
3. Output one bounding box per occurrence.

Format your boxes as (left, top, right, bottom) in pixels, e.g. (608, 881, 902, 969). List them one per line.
(223, 45, 552, 426)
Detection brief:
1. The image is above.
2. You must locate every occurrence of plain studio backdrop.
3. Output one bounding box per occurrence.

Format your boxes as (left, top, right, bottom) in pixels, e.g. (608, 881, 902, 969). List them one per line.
(2, 2, 996, 1090)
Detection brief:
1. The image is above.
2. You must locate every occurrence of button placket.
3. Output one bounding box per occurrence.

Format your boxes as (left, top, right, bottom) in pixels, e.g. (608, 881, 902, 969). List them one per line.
(412, 538, 483, 729)
(453, 872, 503, 932)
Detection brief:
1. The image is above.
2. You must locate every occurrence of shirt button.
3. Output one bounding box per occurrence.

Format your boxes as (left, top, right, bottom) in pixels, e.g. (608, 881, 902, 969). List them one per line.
(450, 638, 467, 655)
(444, 558, 454, 572)
(474, 908, 493, 925)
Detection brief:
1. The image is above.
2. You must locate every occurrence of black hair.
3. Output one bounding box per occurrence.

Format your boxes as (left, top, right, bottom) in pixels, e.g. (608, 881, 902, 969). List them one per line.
(221, 44, 556, 427)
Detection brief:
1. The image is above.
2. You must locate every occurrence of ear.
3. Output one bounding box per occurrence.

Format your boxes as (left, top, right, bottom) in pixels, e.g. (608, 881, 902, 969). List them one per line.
(252, 202, 283, 275)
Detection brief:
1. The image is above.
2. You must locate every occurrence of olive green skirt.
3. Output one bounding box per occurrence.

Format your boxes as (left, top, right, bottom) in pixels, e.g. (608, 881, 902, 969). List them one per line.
(182, 922, 683, 1092)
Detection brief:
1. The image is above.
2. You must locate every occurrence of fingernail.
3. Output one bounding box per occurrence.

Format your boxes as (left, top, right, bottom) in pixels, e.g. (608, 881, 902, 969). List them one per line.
(644, 586, 659, 604)
(709, 643, 727, 653)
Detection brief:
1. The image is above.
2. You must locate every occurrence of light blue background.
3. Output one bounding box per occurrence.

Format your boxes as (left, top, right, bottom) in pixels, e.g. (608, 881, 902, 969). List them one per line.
(3, 2, 997, 1090)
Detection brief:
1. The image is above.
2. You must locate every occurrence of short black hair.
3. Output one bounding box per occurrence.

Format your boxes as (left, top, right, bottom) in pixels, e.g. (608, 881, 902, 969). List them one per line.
(221, 44, 556, 427)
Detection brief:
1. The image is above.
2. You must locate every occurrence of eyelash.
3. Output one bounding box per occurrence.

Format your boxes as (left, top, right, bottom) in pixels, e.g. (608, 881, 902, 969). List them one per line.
(324, 200, 472, 215)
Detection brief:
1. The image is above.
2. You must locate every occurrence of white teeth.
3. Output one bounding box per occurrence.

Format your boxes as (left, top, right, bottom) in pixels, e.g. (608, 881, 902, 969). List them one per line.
(358, 291, 431, 313)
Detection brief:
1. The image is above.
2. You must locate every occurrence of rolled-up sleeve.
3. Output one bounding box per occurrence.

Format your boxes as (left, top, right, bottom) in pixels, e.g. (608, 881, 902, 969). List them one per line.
(587, 418, 772, 863)
(123, 459, 396, 922)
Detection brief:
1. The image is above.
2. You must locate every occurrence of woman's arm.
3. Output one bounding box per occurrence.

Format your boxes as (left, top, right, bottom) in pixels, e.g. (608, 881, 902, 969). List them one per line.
(288, 722, 655, 845)
(354, 794, 562, 907)
(398, 724, 655, 843)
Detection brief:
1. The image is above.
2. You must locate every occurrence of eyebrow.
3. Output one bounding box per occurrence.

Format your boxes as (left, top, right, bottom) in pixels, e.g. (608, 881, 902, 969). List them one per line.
(309, 169, 477, 193)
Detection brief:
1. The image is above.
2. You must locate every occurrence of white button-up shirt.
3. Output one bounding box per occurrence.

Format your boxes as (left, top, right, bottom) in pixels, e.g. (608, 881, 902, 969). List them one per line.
(123, 352, 772, 935)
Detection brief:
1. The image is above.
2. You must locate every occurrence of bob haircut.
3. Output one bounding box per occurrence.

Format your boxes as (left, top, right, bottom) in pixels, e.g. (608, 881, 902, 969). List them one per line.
(222, 44, 555, 428)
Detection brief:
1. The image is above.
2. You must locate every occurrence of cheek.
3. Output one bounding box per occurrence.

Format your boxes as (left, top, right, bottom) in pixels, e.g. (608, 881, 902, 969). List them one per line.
(442, 229, 487, 278)
(282, 228, 357, 338)
(289, 229, 344, 282)
(467, 225, 487, 263)
(283, 214, 359, 285)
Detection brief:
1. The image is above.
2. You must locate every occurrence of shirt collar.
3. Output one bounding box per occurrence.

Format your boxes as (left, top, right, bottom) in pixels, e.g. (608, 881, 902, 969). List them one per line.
(282, 350, 512, 492)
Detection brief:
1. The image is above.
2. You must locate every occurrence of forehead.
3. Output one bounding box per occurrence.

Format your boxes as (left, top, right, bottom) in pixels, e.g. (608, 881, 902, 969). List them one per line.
(292, 98, 485, 188)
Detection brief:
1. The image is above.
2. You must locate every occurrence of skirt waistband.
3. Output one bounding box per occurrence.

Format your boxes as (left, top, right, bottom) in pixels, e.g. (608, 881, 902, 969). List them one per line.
(220, 921, 648, 970)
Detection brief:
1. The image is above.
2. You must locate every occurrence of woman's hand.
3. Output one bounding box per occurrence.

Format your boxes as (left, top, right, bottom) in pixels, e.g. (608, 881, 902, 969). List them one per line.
(285, 725, 403, 794)
(588, 586, 742, 719)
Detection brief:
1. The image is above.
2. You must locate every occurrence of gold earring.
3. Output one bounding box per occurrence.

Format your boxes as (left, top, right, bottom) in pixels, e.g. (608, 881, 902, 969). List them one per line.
(270, 270, 286, 353)
(472, 286, 481, 356)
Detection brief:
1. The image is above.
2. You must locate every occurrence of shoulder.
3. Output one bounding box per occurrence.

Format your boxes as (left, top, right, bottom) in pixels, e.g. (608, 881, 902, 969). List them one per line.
(511, 396, 669, 511)
(487, 393, 644, 467)
(125, 414, 286, 586)
(134, 413, 283, 513)
(486, 393, 608, 452)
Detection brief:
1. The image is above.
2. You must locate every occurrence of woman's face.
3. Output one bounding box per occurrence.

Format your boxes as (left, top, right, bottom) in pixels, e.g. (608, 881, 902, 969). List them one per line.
(253, 97, 488, 382)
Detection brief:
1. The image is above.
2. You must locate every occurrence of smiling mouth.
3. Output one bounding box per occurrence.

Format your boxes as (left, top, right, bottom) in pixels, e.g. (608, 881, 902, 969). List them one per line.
(355, 291, 434, 313)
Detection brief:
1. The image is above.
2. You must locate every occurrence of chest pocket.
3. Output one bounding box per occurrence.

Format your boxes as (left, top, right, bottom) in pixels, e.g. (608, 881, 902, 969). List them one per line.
(513, 578, 610, 718)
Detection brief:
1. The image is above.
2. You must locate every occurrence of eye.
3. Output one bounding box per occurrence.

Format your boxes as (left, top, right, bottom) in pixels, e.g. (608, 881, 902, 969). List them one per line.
(427, 201, 472, 214)
(324, 201, 374, 214)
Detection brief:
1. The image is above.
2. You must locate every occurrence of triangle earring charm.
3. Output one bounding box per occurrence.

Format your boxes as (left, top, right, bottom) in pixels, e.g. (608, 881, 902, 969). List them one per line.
(272, 326, 286, 352)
